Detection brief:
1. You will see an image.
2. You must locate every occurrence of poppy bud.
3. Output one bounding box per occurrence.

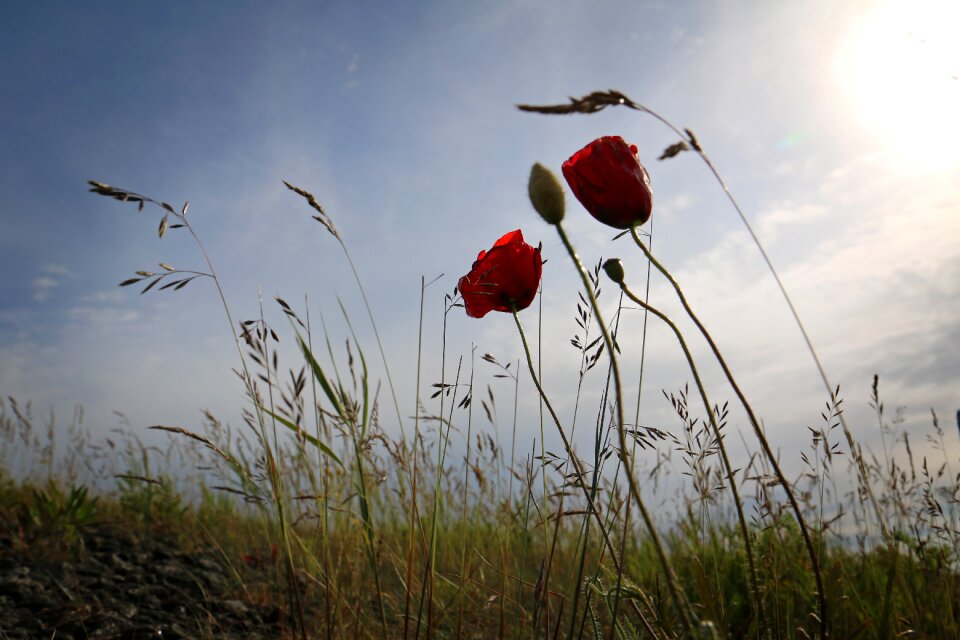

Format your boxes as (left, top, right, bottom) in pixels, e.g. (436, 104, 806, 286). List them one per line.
(562, 136, 653, 229)
(528, 163, 565, 225)
(602, 258, 625, 285)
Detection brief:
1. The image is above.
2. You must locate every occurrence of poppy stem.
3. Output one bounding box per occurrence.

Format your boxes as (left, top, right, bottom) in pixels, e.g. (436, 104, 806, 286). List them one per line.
(628, 224, 827, 636)
(613, 256, 765, 638)
(552, 222, 699, 637)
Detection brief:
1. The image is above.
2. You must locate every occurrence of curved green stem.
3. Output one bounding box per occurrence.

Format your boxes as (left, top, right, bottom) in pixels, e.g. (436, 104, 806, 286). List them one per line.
(553, 223, 698, 636)
(511, 310, 619, 567)
(629, 225, 826, 634)
(616, 275, 763, 636)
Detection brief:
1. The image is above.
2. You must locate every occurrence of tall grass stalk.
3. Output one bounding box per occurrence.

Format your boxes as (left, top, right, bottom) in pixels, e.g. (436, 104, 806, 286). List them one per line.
(283, 182, 406, 448)
(425, 347, 464, 638)
(303, 298, 336, 640)
(403, 275, 433, 640)
(570, 296, 623, 640)
(87, 181, 308, 639)
(455, 346, 477, 640)
(294, 326, 388, 638)
(414, 296, 454, 640)
(255, 288, 309, 635)
(511, 308, 666, 639)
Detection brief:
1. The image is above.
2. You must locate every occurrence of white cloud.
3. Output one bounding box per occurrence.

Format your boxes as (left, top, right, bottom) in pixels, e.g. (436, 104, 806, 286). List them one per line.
(654, 192, 695, 225)
(41, 264, 73, 278)
(83, 290, 127, 304)
(30, 263, 74, 302)
(31, 276, 59, 302)
(755, 202, 829, 244)
(66, 306, 140, 325)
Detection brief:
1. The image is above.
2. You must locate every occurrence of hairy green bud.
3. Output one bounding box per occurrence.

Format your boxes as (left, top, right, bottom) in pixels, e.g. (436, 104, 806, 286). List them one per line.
(528, 162, 565, 225)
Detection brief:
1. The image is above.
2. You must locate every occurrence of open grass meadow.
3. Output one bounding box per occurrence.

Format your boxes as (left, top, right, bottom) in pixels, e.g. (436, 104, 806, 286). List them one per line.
(3, 92, 959, 639)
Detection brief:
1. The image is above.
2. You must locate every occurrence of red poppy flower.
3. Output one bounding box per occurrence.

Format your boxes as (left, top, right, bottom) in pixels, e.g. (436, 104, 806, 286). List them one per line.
(561, 136, 653, 229)
(458, 230, 543, 318)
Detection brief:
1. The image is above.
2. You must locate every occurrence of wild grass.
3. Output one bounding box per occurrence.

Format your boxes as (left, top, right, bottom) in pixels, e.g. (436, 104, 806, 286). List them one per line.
(2, 90, 958, 639)
(3, 378, 957, 639)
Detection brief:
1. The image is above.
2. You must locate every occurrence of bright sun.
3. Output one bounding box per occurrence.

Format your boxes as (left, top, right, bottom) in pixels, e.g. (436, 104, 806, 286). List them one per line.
(833, 0, 960, 172)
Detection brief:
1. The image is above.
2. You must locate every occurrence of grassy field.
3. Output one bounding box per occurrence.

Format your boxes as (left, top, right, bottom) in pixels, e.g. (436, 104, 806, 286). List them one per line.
(4, 92, 959, 639)
(2, 377, 958, 640)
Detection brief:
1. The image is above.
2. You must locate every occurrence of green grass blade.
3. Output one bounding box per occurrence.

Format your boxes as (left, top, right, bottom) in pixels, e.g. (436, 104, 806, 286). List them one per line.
(296, 332, 345, 419)
(259, 406, 344, 470)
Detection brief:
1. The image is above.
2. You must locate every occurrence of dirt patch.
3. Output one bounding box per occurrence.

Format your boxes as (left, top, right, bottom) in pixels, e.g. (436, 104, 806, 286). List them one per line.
(0, 522, 282, 639)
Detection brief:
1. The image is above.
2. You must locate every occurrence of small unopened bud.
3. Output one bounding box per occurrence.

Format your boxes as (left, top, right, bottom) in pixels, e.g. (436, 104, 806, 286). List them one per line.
(602, 258, 625, 284)
(528, 163, 565, 225)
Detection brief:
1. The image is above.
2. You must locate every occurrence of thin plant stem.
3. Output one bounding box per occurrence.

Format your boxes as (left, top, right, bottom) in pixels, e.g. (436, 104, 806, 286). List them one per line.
(456, 346, 477, 640)
(333, 235, 407, 446)
(610, 214, 655, 639)
(574, 296, 623, 640)
(304, 298, 336, 640)
(546, 272, 601, 638)
(254, 289, 308, 636)
(336, 306, 390, 639)
(552, 222, 698, 637)
(423, 299, 452, 639)
(507, 363, 522, 519)
(427, 351, 464, 639)
(404, 275, 435, 640)
(283, 181, 406, 447)
(516, 446, 536, 640)
(533, 276, 553, 637)
(601, 293, 637, 639)
(511, 308, 664, 640)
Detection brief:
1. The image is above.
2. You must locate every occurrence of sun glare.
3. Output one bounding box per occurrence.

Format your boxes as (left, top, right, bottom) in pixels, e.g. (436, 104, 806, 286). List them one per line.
(834, 0, 960, 172)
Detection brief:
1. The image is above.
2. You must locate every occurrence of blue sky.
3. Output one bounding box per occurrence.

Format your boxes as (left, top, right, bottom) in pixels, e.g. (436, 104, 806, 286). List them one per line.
(2, 0, 958, 477)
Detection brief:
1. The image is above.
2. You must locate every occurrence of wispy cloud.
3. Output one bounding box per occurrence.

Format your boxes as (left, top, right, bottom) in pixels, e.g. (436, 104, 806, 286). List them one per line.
(654, 192, 696, 225)
(66, 306, 140, 325)
(31, 277, 59, 302)
(42, 264, 73, 278)
(755, 202, 829, 244)
(30, 263, 74, 302)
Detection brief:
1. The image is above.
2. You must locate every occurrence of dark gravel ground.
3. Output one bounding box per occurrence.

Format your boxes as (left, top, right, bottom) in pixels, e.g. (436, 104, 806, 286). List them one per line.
(0, 522, 282, 639)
